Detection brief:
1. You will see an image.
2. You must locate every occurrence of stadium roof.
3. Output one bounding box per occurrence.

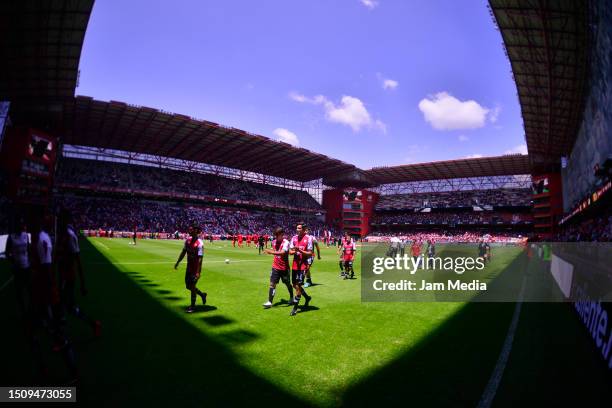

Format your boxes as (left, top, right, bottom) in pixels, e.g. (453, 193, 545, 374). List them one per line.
(0, 0, 539, 186)
(489, 0, 589, 171)
(0, 0, 94, 128)
(364, 154, 531, 184)
(61, 96, 357, 182)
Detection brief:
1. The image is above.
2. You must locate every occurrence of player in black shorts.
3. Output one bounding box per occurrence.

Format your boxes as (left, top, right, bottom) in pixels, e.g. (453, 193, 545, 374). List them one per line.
(258, 235, 265, 255)
(478, 239, 491, 264)
(289, 222, 313, 316)
(262, 228, 294, 308)
(174, 226, 207, 313)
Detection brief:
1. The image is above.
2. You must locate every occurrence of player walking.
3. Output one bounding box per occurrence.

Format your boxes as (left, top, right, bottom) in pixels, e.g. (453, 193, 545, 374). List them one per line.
(303, 226, 321, 287)
(339, 232, 356, 279)
(258, 234, 265, 255)
(174, 225, 207, 313)
(289, 222, 313, 316)
(338, 235, 345, 277)
(262, 227, 294, 308)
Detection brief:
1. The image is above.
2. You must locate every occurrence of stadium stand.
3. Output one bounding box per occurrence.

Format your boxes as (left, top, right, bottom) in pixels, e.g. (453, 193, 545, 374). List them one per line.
(56, 158, 322, 211)
(366, 230, 525, 243)
(55, 195, 329, 237)
(375, 188, 531, 210)
(372, 212, 532, 226)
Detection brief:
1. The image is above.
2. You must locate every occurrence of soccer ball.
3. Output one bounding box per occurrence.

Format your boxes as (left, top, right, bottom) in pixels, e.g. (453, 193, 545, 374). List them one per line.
(225, 259, 230, 264)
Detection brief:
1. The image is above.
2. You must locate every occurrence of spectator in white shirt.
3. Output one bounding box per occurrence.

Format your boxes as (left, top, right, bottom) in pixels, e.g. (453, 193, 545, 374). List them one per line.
(5, 219, 31, 315)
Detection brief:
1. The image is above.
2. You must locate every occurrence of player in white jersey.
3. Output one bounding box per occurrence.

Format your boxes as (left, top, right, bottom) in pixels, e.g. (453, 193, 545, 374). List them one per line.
(303, 226, 321, 287)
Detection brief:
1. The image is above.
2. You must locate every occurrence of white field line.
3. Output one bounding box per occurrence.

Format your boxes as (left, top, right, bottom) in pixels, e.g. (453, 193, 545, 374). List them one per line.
(94, 240, 110, 250)
(476, 276, 527, 408)
(0, 276, 14, 293)
(85, 259, 269, 266)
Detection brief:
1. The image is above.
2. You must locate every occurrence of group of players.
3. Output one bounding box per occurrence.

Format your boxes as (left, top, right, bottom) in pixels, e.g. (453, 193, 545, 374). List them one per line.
(173, 222, 358, 316)
(231, 233, 268, 250)
(5, 212, 101, 383)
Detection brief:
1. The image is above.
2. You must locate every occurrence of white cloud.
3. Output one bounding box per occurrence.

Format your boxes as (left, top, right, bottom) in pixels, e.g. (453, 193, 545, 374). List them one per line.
(458, 135, 469, 142)
(289, 91, 308, 103)
(504, 144, 528, 155)
(382, 79, 399, 90)
(290, 92, 385, 133)
(418, 92, 491, 130)
(489, 105, 501, 123)
(273, 128, 300, 146)
(374, 119, 387, 133)
(360, 0, 379, 10)
(465, 154, 483, 159)
(325, 96, 374, 132)
(376, 73, 399, 91)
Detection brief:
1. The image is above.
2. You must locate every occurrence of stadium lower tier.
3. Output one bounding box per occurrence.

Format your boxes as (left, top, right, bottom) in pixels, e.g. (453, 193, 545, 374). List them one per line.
(55, 195, 331, 236)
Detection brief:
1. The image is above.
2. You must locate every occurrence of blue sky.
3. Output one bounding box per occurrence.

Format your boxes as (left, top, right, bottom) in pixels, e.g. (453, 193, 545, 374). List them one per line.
(78, 0, 527, 169)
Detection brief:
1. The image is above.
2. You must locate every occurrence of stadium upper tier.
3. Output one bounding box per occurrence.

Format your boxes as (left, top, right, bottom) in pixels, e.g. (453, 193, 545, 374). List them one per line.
(56, 158, 322, 211)
(376, 188, 532, 211)
(56, 195, 330, 236)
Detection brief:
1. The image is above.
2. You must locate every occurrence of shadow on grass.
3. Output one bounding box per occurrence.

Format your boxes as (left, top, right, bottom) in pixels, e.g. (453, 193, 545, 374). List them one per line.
(218, 329, 259, 344)
(3, 243, 609, 407)
(0, 240, 309, 407)
(297, 305, 320, 314)
(202, 315, 235, 326)
(340, 301, 515, 407)
(340, 253, 612, 407)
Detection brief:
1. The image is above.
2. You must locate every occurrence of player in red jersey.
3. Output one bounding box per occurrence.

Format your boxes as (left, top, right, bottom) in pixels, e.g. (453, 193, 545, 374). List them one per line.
(411, 240, 422, 264)
(238, 233, 243, 247)
(262, 227, 294, 308)
(339, 232, 357, 279)
(264, 234, 270, 248)
(288, 222, 313, 316)
(246, 234, 251, 247)
(174, 225, 207, 313)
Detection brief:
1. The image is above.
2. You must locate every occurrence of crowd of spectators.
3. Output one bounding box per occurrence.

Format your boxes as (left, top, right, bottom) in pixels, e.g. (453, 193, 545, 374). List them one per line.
(376, 188, 531, 210)
(366, 230, 525, 243)
(555, 210, 612, 242)
(55, 195, 329, 237)
(56, 158, 321, 210)
(372, 211, 532, 226)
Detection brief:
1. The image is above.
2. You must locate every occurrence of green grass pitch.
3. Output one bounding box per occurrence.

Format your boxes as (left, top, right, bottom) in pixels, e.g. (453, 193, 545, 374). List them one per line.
(1, 238, 610, 407)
